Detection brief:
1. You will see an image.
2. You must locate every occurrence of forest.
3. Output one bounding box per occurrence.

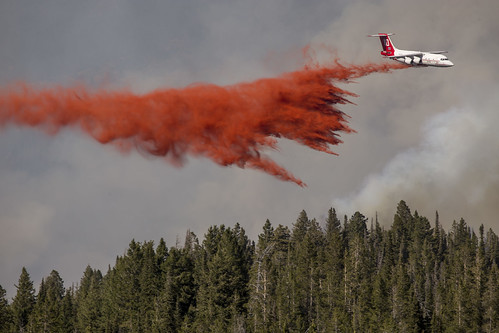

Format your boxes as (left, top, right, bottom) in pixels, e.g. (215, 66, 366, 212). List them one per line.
(1, 200, 498, 332)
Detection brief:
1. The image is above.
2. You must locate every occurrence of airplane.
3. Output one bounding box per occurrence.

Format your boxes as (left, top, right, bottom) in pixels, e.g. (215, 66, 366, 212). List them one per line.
(368, 33, 454, 67)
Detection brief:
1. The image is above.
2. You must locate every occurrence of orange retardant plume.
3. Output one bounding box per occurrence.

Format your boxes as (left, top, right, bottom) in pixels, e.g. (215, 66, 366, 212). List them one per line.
(0, 61, 405, 186)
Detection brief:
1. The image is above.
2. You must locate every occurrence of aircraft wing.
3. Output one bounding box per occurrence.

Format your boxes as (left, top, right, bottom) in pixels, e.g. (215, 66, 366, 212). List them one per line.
(385, 53, 423, 58)
(428, 51, 448, 54)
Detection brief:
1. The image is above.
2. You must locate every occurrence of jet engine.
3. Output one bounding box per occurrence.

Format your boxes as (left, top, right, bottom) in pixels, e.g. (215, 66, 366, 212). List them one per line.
(404, 57, 412, 65)
(412, 56, 421, 64)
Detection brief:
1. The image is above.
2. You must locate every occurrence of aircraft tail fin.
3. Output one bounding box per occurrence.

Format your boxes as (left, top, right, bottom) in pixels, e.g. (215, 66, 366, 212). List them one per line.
(368, 33, 396, 56)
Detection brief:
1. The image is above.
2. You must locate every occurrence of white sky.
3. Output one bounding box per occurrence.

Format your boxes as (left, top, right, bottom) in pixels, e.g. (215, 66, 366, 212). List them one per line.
(1, 0, 498, 298)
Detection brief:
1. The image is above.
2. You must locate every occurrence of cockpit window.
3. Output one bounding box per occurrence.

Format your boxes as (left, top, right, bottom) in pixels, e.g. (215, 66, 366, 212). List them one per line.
(441, 57, 448, 60)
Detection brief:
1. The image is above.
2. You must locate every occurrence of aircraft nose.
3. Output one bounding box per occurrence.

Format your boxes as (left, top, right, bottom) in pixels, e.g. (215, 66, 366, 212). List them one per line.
(447, 60, 454, 67)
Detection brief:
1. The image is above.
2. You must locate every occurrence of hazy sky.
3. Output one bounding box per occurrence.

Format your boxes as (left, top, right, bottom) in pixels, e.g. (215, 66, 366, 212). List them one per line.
(1, 0, 498, 298)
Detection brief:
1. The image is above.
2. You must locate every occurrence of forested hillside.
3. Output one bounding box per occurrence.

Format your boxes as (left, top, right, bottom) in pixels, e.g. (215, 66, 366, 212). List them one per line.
(1, 201, 498, 332)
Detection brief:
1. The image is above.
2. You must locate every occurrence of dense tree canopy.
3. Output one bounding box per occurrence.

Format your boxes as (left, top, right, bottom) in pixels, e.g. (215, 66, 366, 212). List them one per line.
(1, 201, 498, 332)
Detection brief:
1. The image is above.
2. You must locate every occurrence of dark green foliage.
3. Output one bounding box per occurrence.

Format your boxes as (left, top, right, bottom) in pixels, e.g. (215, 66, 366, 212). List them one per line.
(0, 284, 12, 331)
(193, 224, 253, 332)
(248, 220, 276, 332)
(157, 240, 197, 332)
(32, 270, 66, 332)
(98, 239, 163, 332)
(483, 263, 499, 333)
(3, 201, 499, 332)
(76, 266, 103, 332)
(61, 287, 76, 333)
(11, 267, 35, 332)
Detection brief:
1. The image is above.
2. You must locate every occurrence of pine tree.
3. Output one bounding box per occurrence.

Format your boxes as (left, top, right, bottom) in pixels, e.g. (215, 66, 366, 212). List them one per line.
(98, 239, 147, 332)
(138, 241, 161, 332)
(193, 225, 252, 332)
(156, 237, 197, 333)
(61, 286, 76, 333)
(442, 218, 479, 332)
(419, 237, 435, 329)
(100, 265, 120, 332)
(33, 270, 66, 332)
(249, 219, 276, 332)
(156, 237, 169, 271)
(32, 278, 46, 331)
(392, 200, 413, 264)
(11, 267, 36, 333)
(76, 266, 103, 332)
(406, 212, 431, 330)
(343, 212, 373, 331)
(346, 211, 368, 241)
(430, 211, 447, 331)
(482, 263, 499, 333)
(322, 208, 347, 332)
(302, 218, 325, 331)
(371, 269, 390, 331)
(0, 284, 12, 332)
(485, 228, 499, 268)
(288, 210, 317, 331)
(471, 227, 486, 330)
(292, 210, 310, 244)
(368, 217, 394, 332)
(272, 224, 292, 332)
(390, 262, 419, 332)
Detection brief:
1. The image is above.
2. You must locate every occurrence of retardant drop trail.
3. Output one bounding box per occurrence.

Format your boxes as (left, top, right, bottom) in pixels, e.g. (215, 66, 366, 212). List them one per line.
(0, 61, 406, 186)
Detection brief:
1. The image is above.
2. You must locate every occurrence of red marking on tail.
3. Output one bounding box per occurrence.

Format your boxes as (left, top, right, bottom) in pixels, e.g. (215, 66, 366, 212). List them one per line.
(378, 34, 396, 57)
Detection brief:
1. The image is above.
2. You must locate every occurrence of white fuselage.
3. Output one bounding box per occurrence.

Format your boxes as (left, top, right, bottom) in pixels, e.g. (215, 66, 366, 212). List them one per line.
(368, 33, 454, 68)
(392, 49, 454, 67)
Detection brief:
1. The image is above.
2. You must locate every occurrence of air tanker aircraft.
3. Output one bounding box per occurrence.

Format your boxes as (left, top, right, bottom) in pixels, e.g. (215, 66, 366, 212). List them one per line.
(368, 33, 454, 67)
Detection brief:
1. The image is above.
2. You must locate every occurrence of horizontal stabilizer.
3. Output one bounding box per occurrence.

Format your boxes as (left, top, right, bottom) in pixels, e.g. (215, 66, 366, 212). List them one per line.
(367, 33, 394, 37)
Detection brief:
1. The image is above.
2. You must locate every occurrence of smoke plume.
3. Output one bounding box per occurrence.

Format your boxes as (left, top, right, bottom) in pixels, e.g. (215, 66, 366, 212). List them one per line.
(0, 62, 404, 186)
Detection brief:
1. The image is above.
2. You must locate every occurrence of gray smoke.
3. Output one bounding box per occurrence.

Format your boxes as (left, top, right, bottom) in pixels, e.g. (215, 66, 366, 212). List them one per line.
(321, 0, 499, 230)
